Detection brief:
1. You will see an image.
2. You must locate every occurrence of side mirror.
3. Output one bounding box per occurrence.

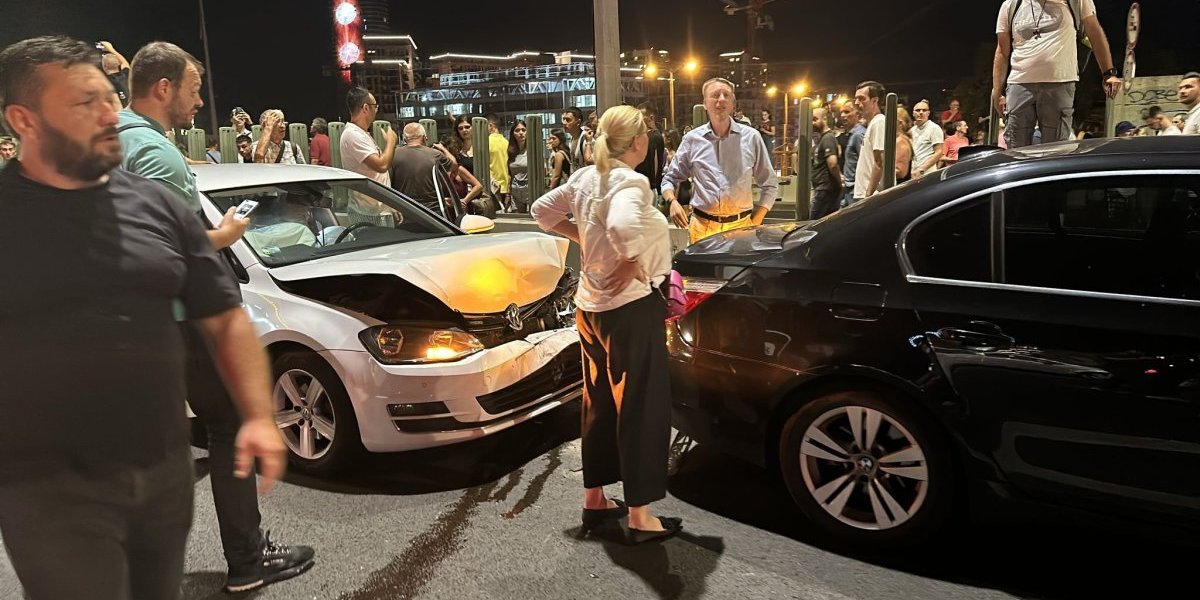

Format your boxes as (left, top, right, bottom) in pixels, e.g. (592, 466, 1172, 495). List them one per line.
(460, 214, 495, 234)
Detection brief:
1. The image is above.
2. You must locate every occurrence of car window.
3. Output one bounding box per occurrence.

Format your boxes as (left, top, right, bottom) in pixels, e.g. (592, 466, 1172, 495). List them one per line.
(206, 179, 458, 267)
(906, 199, 991, 282)
(1004, 175, 1200, 300)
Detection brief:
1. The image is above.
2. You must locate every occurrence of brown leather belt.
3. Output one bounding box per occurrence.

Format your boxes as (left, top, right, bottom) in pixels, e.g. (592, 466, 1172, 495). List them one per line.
(692, 207, 753, 224)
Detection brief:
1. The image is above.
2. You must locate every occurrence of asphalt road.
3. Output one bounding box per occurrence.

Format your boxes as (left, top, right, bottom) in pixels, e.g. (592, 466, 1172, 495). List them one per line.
(0, 402, 1192, 599)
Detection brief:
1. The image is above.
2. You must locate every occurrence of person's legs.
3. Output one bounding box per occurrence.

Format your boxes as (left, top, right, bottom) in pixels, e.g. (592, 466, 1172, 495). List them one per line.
(1035, 81, 1076, 144)
(810, 189, 837, 219)
(576, 309, 621, 503)
(1005, 83, 1038, 148)
(181, 323, 264, 570)
(593, 294, 673, 529)
(0, 467, 130, 600)
(125, 451, 194, 600)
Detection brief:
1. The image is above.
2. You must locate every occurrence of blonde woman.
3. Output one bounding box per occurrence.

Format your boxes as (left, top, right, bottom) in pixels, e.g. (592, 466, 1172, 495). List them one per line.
(531, 106, 680, 544)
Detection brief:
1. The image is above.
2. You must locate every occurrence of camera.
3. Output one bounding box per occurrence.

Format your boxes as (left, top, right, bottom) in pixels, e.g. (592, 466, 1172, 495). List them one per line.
(95, 42, 106, 53)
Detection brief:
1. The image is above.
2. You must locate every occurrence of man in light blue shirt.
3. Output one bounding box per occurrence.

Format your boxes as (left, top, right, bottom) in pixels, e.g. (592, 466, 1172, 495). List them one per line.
(661, 77, 779, 243)
(839, 102, 866, 208)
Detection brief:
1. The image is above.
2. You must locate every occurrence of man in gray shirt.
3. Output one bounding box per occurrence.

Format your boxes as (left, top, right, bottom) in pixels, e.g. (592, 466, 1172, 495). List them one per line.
(661, 77, 779, 243)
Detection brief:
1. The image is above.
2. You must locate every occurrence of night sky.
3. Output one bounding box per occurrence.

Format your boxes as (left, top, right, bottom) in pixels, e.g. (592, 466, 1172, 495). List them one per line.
(2, 1, 1196, 131)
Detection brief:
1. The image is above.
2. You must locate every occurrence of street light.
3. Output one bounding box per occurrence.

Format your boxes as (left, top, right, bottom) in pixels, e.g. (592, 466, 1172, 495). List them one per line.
(644, 59, 698, 129)
(767, 82, 807, 176)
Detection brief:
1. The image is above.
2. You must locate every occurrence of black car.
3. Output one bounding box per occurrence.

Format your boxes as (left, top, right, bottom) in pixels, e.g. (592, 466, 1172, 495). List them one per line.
(668, 136, 1200, 547)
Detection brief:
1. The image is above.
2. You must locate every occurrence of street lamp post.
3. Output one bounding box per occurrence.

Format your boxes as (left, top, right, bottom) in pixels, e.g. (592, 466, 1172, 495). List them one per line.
(645, 60, 697, 129)
(767, 82, 806, 177)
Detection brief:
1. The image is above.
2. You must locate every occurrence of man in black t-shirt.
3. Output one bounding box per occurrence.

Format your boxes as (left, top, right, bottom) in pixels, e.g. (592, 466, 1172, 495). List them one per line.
(810, 108, 844, 219)
(0, 36, 286, 600)
(636, 102, 669, 212)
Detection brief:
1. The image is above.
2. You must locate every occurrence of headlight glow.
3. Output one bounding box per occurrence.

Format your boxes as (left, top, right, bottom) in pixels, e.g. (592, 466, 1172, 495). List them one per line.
(361, 325, 484, 364)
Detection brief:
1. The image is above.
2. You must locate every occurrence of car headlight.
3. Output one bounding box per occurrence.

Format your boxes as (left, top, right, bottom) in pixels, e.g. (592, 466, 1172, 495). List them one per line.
(359, 325, 485, 364)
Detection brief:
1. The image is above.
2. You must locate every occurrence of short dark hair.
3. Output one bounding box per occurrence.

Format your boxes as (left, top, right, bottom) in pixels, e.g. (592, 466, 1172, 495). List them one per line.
(1147, 105, 1164, 117)
(1183, 72, 1200, 82)
(855, 80, 885, 100)
(636, 102, 658, 117)
(347, 87, 372, 116)
(484, 112, 502, 128)
(311, 117, 328, 134)
(0, 36, 99, 110)
(236, 134, 252, 145)
(563, 106, 583, 123)
(129, 42, 204, 99)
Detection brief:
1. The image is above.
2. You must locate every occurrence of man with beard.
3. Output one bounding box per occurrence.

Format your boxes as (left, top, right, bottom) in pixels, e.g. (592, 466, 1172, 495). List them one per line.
(0, 35, 286, 599)
(119, 41, 314, 593)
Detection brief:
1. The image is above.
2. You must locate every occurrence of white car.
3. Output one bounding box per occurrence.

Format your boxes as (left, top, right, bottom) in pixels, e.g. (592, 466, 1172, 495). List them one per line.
(193, 164, 581, 475)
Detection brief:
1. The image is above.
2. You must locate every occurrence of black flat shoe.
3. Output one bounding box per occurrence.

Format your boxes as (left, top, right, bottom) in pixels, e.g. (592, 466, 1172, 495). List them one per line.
(625, 516, 683, 545)
(581, 499, 628, 531)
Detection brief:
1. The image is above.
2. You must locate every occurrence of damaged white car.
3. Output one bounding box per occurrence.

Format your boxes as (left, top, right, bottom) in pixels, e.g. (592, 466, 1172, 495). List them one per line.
(193, 164, 580, 475)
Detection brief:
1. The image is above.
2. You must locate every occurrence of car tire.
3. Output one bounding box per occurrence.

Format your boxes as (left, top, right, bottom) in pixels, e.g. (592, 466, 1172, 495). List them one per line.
(778, 389, 954, 548)
(272, 351, 362, 476)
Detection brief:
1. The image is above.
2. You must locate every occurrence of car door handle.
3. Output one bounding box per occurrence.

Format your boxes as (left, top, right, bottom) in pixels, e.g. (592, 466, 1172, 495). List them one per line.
(937, 328, 1014, 351)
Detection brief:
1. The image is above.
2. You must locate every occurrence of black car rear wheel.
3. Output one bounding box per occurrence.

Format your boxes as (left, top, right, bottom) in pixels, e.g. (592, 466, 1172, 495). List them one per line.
(779, 390, 954, 547)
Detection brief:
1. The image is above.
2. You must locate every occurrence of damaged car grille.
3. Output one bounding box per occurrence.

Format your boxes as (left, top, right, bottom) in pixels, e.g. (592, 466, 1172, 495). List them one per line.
(476, 344, 583, 415)
(460, 275, 576, 348)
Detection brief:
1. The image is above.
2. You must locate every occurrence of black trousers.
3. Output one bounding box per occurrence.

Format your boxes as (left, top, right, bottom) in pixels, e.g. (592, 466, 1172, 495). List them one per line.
(576, 292, 672, 507)
(0, 451, 193, 600)
(810, 188, 841, 220)
(181, 322, 264, 569)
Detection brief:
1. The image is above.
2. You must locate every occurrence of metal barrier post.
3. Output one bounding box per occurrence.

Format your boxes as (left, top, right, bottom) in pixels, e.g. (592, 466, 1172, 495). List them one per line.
(692, 104, 707, 127)
(795, 98, 813, 221)
(472, 116, 492, 196)
(526, 114, 546, 202)
(289, 123, 309, 162)
(881, 93, 898, 192)
(370, 120, 392, 154)
(218, 126, 238, 163)
(419, 119, 438, 146)
(987, 103, 999, 146)
(251, 124, 262, 142)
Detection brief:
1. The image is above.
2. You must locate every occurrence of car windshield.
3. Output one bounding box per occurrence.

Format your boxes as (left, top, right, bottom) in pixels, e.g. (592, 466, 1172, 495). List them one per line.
(206, 179, 458, 267)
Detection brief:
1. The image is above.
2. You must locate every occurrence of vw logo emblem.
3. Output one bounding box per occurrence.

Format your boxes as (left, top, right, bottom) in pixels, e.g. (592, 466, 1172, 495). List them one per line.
(504, 303, 524, 331)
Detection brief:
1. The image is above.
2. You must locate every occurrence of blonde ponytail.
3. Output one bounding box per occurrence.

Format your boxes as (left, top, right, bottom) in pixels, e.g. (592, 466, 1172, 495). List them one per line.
(593, 105, 647, 195)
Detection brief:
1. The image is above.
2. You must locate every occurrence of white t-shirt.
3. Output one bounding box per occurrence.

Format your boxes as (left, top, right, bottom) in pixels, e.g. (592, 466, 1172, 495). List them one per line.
(910, 120, 945, 171)
(854, 113, 887, 199)
(997, 0, 1096, 84)
(1158, 125, 1182, 136)
(1181, 105, 1200, 135)
(339, 123, 391, 216)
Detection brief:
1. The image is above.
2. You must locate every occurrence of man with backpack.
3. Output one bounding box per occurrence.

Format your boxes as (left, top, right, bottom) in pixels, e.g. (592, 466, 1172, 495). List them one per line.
(991, 0, 1121, 148)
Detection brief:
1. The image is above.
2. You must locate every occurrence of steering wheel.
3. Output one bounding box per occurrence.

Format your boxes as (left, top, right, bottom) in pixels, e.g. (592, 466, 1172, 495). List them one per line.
(334, 222, 376, 244)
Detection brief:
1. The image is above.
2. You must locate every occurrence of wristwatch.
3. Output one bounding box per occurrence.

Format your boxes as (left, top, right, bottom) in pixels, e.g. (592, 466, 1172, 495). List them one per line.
(1102, 68, 1120, 79)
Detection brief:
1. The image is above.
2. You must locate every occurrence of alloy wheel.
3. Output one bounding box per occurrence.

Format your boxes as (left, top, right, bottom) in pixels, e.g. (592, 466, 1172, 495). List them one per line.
(798, 405, 929, 530)
(273, 368, 337, 460)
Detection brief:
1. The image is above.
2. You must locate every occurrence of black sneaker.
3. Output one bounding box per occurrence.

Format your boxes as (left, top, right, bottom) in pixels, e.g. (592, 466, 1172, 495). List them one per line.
(224, 531, 316, 593)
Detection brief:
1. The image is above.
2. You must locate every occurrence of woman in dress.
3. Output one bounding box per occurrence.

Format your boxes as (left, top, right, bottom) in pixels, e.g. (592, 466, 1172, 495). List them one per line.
(507, 120, 531, 212)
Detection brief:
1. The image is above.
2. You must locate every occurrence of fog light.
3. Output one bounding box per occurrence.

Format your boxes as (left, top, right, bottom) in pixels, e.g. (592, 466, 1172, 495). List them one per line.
(387, 402, 450, 417)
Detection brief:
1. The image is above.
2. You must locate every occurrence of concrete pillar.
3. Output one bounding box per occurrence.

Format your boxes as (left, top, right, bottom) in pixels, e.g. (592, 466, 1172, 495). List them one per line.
(795, 98, 813, 221)
(419, 119, 438, 146)
(526, 115, 547, 202)
(329, 122, 345, 169)
(289, 123, 309, 162)
(218, 126, 238, 163)
(881, 93, 898, 191)
(593, 0, 621, 110)
(472, 116, 491, 195)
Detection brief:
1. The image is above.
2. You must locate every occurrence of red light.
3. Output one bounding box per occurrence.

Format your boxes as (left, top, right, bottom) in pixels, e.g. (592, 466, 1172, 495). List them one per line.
(332, 0, 362, 82)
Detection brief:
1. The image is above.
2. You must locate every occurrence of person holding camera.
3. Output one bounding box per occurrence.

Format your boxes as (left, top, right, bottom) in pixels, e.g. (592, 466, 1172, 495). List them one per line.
(231, 107, 253, 140)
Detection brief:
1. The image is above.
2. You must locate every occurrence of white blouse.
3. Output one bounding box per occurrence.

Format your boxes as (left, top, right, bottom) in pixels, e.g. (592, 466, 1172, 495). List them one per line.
(531, 162, 672, 313)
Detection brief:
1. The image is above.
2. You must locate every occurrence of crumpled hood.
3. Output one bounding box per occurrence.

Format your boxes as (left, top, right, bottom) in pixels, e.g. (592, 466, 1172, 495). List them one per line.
(269, 232, 569, 314)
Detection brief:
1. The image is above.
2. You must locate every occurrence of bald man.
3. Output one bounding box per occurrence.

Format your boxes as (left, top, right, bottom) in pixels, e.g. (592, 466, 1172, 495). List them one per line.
(389, 122, 456, 215)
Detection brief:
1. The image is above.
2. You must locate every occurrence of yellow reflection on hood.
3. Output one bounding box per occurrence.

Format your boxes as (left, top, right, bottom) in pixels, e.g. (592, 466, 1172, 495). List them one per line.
(464, 258, 519, 306)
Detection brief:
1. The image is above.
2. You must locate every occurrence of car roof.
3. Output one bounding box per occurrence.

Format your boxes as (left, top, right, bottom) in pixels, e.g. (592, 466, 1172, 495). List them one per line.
(193, 164, 366, 193)
(942, 135, 1200, 178)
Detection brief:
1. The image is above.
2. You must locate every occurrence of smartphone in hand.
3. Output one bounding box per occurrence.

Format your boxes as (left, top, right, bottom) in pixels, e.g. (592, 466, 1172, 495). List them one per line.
(234, 199, 259, 220)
